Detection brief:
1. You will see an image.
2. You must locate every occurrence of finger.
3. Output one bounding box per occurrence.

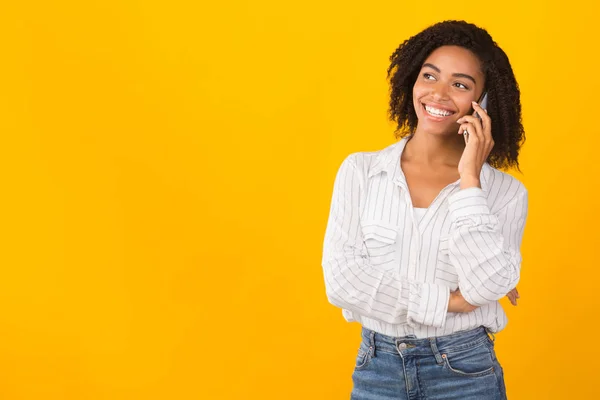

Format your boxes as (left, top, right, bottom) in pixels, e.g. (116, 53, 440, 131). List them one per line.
(472, 102, 491, 134)
(456, 115, 483, 139)
(458, 117, 489, 165)
(508, 287, 519, 298)
(456, 115, 481, 127)
(515, 288, 520, 298)
(507, 289, 518, 304)
(458, 123, 472, 146)
(507, 293, 516, 306)
(470, 112, 485, 143)
(472, 101, 493, 145)
(472, 101, 491, 128)
(458, 122, 479, 147)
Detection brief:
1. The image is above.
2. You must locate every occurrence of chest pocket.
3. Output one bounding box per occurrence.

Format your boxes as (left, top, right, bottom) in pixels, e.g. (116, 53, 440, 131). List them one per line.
(435, 236, 459, 289)
(361, 220, 399, 273)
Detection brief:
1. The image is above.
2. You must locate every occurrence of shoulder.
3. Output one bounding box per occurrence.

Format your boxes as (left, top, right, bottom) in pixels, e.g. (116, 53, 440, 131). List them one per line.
(483, 164, 528, 213)
(339, 141, 399, 176)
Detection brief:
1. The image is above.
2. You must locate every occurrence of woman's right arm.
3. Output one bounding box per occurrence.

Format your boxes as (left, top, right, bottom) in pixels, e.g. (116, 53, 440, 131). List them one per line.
(321, 154, 451, 329)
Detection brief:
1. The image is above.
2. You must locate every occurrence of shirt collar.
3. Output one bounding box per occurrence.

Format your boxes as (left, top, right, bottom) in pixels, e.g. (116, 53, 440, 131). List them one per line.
(367, 136, 491, 192)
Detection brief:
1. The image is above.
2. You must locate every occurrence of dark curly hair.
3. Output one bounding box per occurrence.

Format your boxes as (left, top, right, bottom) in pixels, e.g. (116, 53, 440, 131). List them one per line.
(387, 20, 525, 171)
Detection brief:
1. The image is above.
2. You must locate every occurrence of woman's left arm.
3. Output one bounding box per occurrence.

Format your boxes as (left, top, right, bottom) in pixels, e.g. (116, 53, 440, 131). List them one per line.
(446, 186, 529, 307)
(451, 100, 529, 307)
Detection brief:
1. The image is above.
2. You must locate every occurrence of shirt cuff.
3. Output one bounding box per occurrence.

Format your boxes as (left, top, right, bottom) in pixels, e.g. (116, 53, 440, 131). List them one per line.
(406, 282, 450, 328)
(447, 187, 490, 220)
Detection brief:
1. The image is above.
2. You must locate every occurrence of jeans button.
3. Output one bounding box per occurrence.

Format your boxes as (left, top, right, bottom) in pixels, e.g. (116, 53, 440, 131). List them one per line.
(399, 343, 407, 349)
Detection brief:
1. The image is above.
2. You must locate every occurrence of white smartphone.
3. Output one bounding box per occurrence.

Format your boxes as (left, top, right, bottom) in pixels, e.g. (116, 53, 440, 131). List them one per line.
(464, 91, 488, 143)
(473, 91, 488, 120)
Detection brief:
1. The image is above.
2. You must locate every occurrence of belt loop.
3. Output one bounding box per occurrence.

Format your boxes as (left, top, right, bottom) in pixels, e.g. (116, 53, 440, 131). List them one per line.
(485, 328, 496, 343)
(429, 337, 444, 365)
(369, 330, 376, 357)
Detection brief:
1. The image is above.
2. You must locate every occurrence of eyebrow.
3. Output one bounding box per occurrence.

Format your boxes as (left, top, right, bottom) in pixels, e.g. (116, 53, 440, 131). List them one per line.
(422, 63, 477, 85)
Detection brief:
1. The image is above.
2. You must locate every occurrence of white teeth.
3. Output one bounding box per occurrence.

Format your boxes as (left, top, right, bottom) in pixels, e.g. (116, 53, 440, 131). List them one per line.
(425, 105, 454, 117)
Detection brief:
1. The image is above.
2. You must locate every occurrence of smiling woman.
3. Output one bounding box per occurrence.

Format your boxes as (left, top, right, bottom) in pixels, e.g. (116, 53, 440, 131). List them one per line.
(414, 47, 489, 145)
(387, 21, 525, 171)
(321, 20, 528, 400)
(416, 50, 483, 123)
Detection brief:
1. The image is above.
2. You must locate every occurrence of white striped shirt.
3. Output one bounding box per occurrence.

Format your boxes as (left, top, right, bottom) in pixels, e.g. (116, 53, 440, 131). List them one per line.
(321, 137, 529, 338)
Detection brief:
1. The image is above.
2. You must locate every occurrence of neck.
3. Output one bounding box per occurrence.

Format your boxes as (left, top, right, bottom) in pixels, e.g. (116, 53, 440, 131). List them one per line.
(402, 129, 465, 167)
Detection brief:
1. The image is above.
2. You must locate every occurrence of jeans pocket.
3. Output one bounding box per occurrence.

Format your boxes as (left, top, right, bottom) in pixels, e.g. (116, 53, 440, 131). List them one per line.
(354, 343, 373, 370)
(440, 341, 495, 378)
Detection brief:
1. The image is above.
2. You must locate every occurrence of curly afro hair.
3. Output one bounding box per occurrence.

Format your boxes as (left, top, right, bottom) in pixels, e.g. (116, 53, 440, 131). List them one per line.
(387, 20, 525, 171)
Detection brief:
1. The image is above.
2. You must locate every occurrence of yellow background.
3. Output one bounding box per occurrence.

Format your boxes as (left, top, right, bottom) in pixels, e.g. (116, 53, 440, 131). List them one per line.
(0, 0, 598, 398)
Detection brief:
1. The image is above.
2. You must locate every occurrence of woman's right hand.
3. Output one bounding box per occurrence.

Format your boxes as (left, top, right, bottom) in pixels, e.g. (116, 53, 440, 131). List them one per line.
(447, 288, 478, 313)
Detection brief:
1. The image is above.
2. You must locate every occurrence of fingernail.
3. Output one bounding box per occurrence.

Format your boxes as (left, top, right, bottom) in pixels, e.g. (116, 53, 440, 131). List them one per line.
(456, 118, 463, 123)
(472, 101, 478, 105)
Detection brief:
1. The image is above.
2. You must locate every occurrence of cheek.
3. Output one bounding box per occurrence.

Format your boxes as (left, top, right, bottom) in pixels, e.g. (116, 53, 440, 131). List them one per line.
(457, 100, 474, 116)
(412, 87, 422, 105)
(412, 84, 430, 108)
(412, 82, 425, 98)
(412, 96, 423, 116)
(413, 90, 426, 114)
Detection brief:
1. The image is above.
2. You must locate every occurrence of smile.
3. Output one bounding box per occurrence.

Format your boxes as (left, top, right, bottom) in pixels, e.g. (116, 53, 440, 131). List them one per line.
(423, 104, 456, 118)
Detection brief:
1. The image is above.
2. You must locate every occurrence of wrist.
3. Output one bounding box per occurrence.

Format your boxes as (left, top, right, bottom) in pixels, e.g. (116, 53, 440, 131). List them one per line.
(459, 175, 481, 190)
(448, 292, 459, 312)
(448, 290, 477, 313)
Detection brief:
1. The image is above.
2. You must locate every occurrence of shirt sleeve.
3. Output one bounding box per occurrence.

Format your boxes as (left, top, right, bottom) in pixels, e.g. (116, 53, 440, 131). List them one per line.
(321, 154, 450, 328)
(446, 185, 529, 307)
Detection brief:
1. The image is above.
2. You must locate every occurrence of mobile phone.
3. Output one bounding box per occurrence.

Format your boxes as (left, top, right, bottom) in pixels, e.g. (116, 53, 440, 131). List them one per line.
(463, 91, 487, 143)
(473, 91, 488, 119)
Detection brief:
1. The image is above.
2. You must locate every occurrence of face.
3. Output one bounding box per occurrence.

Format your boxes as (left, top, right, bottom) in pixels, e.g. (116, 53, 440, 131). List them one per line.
(412, 45, 486, 136)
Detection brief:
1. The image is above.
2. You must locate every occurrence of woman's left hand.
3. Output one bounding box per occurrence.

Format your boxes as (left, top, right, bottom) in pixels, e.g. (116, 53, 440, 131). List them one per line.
(506, 287, 519, 306)
(456, 101, 494, 189)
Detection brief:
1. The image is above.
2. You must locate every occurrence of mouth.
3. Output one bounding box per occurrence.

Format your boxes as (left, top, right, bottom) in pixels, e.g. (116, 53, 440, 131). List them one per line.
(421, 103, 457, 119)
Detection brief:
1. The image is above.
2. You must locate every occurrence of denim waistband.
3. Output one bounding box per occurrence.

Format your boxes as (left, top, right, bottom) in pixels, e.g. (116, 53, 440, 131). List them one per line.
(360, 325, 494, 360)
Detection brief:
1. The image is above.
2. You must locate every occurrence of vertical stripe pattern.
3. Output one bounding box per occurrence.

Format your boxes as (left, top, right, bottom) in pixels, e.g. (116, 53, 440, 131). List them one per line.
(321, 137, 529, 338)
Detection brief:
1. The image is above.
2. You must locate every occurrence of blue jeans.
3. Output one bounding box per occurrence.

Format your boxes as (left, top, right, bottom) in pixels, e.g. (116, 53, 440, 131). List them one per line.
(351, 326, 507, 399)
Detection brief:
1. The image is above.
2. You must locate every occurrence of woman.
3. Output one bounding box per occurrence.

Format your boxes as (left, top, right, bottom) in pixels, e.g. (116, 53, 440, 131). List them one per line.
(321, 20, 528, 399)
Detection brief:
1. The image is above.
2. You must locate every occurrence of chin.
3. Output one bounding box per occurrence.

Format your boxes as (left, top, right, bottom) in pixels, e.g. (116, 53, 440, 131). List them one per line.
(416, 121, 456, 137)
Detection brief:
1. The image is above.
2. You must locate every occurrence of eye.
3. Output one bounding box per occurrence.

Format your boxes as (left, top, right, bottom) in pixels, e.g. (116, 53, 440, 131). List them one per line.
(423, 73, 436, 81)
(454, 82, 469, 90)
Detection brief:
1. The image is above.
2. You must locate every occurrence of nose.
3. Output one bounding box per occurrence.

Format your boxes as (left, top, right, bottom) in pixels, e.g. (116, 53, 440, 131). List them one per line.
(431, 83, 450, 101)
